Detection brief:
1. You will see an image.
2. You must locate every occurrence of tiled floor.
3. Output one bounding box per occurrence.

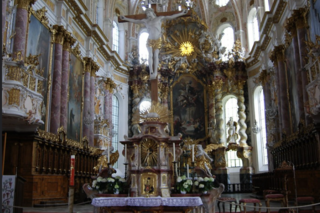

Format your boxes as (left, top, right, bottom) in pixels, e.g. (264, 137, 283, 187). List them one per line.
(22, 193, 320, 213)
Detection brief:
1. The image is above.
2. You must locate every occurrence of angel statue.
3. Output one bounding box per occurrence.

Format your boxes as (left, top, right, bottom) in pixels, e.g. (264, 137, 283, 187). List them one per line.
(93, 146, 119, 173)
(195, 145, 214, 177)
(227, 117, 238, 143)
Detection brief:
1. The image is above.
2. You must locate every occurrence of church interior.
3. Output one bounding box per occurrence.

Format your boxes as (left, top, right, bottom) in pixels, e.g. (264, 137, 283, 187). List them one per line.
(2, 0, 320, 211)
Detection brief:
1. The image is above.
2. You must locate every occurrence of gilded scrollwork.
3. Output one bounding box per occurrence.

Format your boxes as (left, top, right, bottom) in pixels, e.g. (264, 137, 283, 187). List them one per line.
(8, 88, 20, 106)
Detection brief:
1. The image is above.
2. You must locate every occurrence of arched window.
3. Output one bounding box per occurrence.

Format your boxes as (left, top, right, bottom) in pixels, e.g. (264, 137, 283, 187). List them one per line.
(216, 0, 229, 7)
(112, 95, 119, 167)
(139, 31, 149, 64)
(112, 21, 119, 53)
(264, 0, 270, 11)
(254, 86, 268, 166)
(225, 97, 242, 167)
(247, 8, 260, 51)
(219, 26, 235, 61)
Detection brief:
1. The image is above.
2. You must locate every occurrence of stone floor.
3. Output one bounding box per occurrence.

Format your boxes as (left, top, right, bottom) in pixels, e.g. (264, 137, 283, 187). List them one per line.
(21, 193, 320, 213)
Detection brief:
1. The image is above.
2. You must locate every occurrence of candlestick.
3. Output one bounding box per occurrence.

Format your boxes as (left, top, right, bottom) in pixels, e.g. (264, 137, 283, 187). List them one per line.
(125, 144, 127, 162)
(192, 144, 194, 162)
(173, 143, 175, 161)
(187, 164, 189, 178)
(108, 146, 110, 163)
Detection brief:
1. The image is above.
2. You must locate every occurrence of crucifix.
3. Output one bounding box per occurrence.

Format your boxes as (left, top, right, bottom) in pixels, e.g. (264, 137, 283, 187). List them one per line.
(119, 0, 191, 103)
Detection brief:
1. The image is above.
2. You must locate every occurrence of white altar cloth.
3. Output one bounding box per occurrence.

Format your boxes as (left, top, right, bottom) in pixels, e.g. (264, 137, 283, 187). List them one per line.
(91, 197, 203, 207)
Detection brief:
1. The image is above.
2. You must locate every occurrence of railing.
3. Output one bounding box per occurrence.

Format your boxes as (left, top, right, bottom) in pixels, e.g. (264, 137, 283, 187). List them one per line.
(223, 183, 252, 193)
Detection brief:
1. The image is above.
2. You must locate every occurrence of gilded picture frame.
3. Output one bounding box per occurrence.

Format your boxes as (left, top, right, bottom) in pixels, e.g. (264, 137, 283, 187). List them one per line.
(26, 8, 53, 132)
(170, 74, 208, 140)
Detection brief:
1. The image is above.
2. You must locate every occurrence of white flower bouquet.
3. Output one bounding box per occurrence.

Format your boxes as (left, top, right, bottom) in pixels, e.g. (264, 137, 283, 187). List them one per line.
(176, 175, 193, 193)
(92, 176, 127, 194)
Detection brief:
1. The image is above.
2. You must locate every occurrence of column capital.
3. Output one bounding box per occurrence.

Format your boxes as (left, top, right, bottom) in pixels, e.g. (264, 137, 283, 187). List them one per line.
(91, 61, 100, 76)
(270, 45, 285, 64)
(284, 16, 297, 37)
(16, 0, 36, 10)
(52, 25, 66, 45)
(63, 32, 76, 51)
(83, 57, 93, 73)
(258, 69, 270, 86)
(292, 7, 309, 29)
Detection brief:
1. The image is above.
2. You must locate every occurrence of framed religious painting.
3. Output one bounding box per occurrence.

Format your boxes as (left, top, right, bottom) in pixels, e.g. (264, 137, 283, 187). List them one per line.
(170, 74, 208, 140)
(26, 9, 54, 131)
(67, 50, 84, 142)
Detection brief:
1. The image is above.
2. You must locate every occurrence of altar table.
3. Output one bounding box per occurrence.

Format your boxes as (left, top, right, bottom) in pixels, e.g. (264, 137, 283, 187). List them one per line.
(92, 197, 203, 213)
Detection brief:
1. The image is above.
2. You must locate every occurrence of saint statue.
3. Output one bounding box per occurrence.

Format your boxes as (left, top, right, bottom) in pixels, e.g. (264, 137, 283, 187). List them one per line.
(120, 8, 188, 79)
(226, 117, 238, 143)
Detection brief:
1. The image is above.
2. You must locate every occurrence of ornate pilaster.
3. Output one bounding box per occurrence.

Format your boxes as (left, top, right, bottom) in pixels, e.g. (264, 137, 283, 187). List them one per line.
(293, 7, 312, 125)
(82, 57, 92, 141)
(237, 146, 254, 184)
(50, 25, 66, 134)
(103, 77, 116, 141)
(60, 32, 75, 131)
(90, 62, 99, 146)
(213, 79, 224, 144)
(12, 0, 37, 59)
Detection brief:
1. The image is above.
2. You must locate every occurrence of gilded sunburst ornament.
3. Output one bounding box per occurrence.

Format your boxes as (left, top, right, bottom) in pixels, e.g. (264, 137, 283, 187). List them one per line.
(180, 41, 194, 56)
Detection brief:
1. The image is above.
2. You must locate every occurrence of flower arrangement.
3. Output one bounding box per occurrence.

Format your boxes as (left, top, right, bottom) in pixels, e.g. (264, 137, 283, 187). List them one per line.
(176, 175, 193, 193)
(194, 177, 215, 193)
(92, 176, 127, 194)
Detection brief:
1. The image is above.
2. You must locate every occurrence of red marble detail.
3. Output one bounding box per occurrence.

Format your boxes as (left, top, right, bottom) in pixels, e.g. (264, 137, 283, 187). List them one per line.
(83, 72, 91, 140)
(50, 43, 63, 134)
(13, 8, 28, 57)
(296, 197, 314, 202)
(60, 50, 70, 131)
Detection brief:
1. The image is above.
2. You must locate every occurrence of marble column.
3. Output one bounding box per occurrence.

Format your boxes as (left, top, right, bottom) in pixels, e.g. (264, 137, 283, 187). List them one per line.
(90, 62, 99, 146)
(2, 0, 8, 45)
(60, 32, 75, 131)
(272, 45, 291, 136)
(262, 74, 274, 171)
(292, 27, 304, 123)
(214, 79, 224, 144)
(50, 25, 65, 134)
(237, 80, 248, 147)
(294, 8, 312, 125)
(83, 57, 92, 142)
(12, 0, 36, 58)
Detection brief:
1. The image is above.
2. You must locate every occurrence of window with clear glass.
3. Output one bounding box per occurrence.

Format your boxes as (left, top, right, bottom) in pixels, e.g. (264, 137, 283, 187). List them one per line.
(220, 27, 235, 61)
(139, 32, 149, 64)
(216, 0, 229, 7)
(248, 9, 260, 50)
(256, 87, 268, 165)
(112, 21, 119, 53)
(112, 95, 119, 168)
(264, 0, 270, 11)
(225, 97, 242, 167)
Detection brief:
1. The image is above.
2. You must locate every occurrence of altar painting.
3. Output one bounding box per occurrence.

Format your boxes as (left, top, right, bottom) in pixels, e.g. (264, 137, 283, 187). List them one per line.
(67, 54, 83, 141)
(171, 75, 206, 139)
(26, 15, 52, 130)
